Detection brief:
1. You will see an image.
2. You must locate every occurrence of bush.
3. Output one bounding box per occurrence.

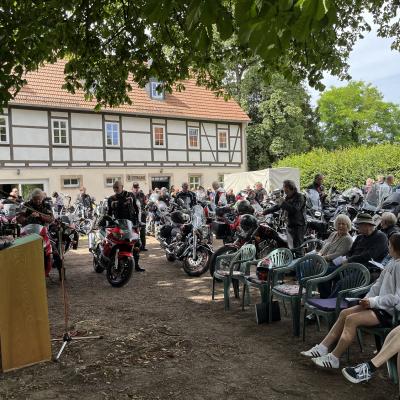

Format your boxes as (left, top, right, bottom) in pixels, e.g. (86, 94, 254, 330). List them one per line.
(274, 144, 400, 190)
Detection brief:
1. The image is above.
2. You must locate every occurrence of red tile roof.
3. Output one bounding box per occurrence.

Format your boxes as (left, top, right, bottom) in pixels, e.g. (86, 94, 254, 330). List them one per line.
(10, 60, 250, 122)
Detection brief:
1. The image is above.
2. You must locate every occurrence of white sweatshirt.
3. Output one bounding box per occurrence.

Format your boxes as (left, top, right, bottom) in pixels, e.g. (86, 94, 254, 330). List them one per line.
(366, 258, 400, 315)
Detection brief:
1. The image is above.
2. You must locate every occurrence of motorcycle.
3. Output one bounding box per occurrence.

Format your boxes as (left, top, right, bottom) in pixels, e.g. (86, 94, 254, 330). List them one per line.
(89, 217, 139, 287)
(209, 214, 287, 277)
(160, 205, 213, 277)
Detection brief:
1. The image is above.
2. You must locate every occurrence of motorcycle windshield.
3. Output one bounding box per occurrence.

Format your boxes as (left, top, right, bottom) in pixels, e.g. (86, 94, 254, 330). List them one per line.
(150, 193, 159, 202)
(306, 189, 321, 210)
(114, 219, 135, 240)
(21, 223, 44, 235)
(192, 205, 205, 228)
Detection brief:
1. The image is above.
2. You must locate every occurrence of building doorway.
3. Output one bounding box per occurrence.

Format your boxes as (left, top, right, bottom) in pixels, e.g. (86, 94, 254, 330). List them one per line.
(151, 176, 170, 190)
(0, 180, 48, 201)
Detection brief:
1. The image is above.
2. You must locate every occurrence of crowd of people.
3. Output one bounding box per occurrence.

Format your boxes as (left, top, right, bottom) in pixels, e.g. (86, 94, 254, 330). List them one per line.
(2, 173, 400, 392)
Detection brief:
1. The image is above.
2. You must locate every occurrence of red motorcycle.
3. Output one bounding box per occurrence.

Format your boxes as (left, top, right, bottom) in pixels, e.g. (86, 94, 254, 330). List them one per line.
(90, 218, 139, 287)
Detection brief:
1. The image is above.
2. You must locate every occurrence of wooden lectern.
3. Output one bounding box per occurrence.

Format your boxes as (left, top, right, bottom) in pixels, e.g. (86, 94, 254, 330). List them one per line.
(0, 234, 52, 372)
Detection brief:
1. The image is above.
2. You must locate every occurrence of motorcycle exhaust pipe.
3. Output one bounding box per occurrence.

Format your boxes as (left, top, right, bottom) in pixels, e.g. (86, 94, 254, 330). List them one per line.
(88, 232, 96, 251)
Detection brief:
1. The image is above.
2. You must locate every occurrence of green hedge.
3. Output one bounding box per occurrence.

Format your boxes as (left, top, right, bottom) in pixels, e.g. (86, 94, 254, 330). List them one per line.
(274, 144, 400, 190)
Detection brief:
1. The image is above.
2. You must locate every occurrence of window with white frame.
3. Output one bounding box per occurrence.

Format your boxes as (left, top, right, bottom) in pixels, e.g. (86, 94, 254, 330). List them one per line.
(0, 116, 8, 143)
(188, 127, 199, 149)
(105, 176, 122, 187)
(150, 81, 164, 100)
(153, 125, 165, 147)
(52, 119, 68, 145)
(63, 177, 80, 188)
(189, 175, 201, 190)
(218, 129, 228, 150)
(105, 122, 120, 146)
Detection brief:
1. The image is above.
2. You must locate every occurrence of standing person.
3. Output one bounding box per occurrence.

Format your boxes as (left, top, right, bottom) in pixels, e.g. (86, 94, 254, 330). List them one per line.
(107, 181, 144, 272)
(52, 192, 64, 214)
(131, 182, 148, 251)
(308, 173, 327, 203)
(363, 178, 375, 195)
(195, 186, 208, 202)
(6, 187, 23, 203)
(263, 180, 306, 248)
(158, 187, 170, 206)
(226, 189, 236, 204)
(76, 186, 94, 218)
(176, 182, 197, 209)
(254, 182, 267, 204)
(210, 181, 227, 207)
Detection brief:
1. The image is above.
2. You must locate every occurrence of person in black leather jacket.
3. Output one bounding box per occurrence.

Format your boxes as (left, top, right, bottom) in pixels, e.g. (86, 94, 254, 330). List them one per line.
(263, 180, 306, 248)
(131, 182, 148, 251)
(107, 181, 144, 272)
(176, 182, 197, 209)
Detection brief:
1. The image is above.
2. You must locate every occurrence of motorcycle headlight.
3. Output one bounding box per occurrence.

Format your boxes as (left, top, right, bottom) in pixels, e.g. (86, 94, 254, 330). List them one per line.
(201, 226, 209, 237)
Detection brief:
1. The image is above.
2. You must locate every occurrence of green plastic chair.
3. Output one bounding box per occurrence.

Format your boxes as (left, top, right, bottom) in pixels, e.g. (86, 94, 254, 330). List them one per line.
(241, 248, 294, 319)
(212, 244, 257, 311)
(357, 308, 400, 385)
(302, 263, 370, 342)
(271, 254, 328, 336)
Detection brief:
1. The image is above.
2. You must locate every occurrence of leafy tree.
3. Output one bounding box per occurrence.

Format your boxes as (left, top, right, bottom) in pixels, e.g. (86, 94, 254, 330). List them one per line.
(318, 81, 400, 148)
(1, 1, 399, 109)
(243, 72, 319, 170)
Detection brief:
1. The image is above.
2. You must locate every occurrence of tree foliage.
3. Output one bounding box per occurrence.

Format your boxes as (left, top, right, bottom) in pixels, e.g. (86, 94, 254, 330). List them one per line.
(242, 71, 320, 170)
(318, 81, 400, 148)
(275, 144, 400, 190)
(1, 1, 399, 109)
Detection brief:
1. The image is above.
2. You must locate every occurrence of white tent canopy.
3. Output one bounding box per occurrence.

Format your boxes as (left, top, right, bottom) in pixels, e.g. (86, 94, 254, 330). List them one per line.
(224, 167, 300, 193)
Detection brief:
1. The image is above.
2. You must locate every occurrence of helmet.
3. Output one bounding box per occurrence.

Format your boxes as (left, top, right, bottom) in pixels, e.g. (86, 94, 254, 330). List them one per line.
(170, 211, 186, 224)
(236, 200, 254, 215)
(239, 214, 258, 233)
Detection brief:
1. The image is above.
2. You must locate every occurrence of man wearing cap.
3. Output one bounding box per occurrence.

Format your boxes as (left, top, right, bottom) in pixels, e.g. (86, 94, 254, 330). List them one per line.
(131, 182, 148, 251)
(346, 213, 388, 270)
(107, 181, 144, 272)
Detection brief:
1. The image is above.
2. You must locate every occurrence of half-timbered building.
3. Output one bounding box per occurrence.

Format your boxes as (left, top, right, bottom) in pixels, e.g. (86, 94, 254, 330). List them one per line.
(0, 60, 250, 200)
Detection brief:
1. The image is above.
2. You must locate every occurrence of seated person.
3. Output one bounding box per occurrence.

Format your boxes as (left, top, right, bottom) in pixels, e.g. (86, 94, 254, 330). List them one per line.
(345, 213, 388, 269)
(300, 233, 400, 370)
(319, 215, 353, 262)
(317, 214, 353, 298)
(342, 324, 400, 383)
(381, 212, 400, 239)
(18, 188, 54, 226)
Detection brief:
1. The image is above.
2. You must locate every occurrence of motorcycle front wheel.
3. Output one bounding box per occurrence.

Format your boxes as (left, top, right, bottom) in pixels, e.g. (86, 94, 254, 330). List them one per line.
(106, 257, 133, 287)
(93, 256, 105, 273)
(183, 247, 211, 277)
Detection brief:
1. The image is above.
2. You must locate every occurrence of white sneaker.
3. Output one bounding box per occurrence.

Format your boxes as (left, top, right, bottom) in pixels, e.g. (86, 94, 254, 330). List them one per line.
(300, 344, 328, 358)
(312, 353, 340, 369)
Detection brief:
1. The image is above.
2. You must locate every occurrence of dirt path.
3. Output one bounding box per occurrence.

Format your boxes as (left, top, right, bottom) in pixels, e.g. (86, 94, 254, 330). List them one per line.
(0, 237, 396, 400)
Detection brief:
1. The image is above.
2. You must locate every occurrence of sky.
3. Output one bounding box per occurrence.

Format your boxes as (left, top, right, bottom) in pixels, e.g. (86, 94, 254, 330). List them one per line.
(309, 21, 400, 106)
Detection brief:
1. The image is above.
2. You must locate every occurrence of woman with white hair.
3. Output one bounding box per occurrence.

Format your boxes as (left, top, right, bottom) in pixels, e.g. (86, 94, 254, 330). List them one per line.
(318, 214, 353, 298)
(380, 212, 399, 239)
(319, 214, 353, 262)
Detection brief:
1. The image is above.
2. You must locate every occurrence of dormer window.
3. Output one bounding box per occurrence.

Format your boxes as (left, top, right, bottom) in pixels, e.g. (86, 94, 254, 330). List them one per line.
(150, 81, 164, 100)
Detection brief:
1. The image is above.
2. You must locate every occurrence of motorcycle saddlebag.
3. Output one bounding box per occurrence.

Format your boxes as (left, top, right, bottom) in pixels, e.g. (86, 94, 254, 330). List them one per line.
(211, 221, 230, 239)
